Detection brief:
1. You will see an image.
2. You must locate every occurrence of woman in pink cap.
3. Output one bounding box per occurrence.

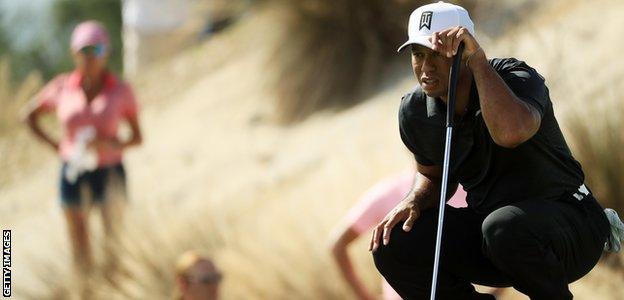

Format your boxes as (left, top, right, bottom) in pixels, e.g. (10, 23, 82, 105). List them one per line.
(23, 20, 142, 272)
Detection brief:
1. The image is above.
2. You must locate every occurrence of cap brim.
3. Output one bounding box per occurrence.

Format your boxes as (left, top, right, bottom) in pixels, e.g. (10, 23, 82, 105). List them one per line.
(71, 40, 107, 53)
(397, 36, 433, 53)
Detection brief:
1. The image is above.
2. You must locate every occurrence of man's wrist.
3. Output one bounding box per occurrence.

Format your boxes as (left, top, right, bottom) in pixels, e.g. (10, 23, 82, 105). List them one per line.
(466, 49, 487, 72)
(414, 200, 425, 212)
(408, 195, 426, 212)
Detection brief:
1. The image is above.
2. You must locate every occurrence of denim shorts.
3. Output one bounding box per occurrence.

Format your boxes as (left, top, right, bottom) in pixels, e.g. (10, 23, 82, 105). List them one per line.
(60, 162, 127, 207)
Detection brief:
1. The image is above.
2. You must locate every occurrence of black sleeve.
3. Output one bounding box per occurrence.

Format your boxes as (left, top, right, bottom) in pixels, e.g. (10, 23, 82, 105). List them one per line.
(495, 59, 550, 117)
(399, 95, 435, 166)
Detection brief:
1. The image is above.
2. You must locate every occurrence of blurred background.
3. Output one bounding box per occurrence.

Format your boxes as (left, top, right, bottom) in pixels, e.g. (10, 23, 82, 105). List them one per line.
(0, 0, 623, 299)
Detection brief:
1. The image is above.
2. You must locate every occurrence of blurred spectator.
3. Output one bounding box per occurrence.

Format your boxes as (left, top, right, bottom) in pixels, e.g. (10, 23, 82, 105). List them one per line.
(23, 20, 142, 272)
(175, 251, 223, 300)
(329, 170, 467, 300)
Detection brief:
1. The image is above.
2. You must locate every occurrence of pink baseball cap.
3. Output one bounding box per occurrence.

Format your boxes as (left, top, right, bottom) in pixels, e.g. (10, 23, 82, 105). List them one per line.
(70, 21, 110, 53)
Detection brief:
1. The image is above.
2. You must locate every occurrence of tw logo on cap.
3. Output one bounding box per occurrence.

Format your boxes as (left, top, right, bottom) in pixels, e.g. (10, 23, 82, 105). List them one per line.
(419, 11, 433, 30)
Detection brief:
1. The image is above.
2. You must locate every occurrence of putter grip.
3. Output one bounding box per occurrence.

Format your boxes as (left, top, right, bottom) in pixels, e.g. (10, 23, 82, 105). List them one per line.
(446, 42, 465, 128)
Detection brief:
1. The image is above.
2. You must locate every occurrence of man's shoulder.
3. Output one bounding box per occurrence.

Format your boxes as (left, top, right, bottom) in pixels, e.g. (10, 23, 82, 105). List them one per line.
(488, 57, 526, 69)
(489, 58, 544, 79)
(400, 85, 427, 117)
(398, 86, 444, 166)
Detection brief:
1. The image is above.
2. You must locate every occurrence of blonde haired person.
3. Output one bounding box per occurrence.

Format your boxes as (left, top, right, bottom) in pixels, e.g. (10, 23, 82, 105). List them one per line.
(175, 251, 222, 300)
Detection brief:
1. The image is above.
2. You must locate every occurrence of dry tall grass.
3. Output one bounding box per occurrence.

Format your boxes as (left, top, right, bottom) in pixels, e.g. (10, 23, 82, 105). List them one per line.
(562, 81, 624, 268)
(565, 97, 624, 215)
(0, 57, 47, 186)
(263, 0, 476, 123)
(17, 141, 407, 299)
(0, 58, 42, 133)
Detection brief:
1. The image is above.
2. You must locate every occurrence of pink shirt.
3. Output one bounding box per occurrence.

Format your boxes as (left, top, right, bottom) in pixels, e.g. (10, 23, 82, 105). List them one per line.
(343, 170, 467, 300)
(35, 71, 138, 167)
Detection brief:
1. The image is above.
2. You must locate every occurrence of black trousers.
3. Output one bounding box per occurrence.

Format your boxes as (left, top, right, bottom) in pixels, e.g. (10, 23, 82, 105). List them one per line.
(372, 190, 610, 300)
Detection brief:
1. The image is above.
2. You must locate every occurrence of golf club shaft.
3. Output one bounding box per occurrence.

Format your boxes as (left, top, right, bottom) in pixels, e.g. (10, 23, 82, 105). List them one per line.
(430, 42, 465, 300)
(430, 126, 453, 299)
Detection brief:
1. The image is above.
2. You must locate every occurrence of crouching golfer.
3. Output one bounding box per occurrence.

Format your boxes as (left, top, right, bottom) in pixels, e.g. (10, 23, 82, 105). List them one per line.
(369, 2, 623, 299)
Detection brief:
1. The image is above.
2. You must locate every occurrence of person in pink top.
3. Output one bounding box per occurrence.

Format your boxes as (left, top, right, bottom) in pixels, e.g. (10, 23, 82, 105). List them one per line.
(329, 170, 467, 300)
(23, 21, 142, 272)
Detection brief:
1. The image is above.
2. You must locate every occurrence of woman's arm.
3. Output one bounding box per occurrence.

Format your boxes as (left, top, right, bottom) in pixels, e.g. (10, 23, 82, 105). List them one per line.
(22, 104, 59, 152)
(330, 226, 376, 300)
(97, 114, 143, 151)
(119, 115, 142, 150)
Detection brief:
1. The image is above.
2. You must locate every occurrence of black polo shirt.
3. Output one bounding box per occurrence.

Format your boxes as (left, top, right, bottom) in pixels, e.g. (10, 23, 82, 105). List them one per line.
(399, 58, 585, 214)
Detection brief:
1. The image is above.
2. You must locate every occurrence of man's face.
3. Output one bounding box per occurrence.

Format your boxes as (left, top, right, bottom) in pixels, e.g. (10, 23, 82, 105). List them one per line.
(411, 44, 452, 98)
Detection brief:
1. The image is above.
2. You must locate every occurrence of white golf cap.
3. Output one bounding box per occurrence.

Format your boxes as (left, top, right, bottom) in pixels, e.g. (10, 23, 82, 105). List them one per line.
(397, 1, 475, 52)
